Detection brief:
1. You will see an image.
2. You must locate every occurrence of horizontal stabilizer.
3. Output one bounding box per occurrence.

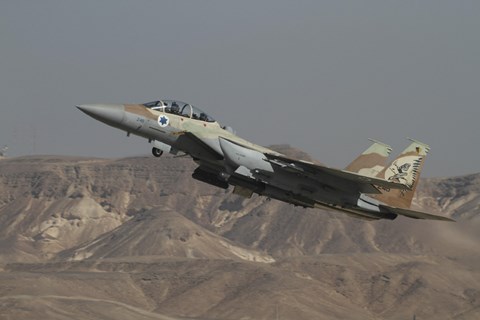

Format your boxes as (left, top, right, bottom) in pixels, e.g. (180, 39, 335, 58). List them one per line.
(381, 205, 455, 222)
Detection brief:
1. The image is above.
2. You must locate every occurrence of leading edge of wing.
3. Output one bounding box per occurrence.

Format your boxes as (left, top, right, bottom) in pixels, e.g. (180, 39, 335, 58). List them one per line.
(264, 153, 409, 191)
(380, 205, 455, 222)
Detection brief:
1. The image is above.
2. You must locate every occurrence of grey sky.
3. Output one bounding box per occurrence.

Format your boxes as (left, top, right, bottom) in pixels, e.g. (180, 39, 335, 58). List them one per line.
(1, 0, 479, 177)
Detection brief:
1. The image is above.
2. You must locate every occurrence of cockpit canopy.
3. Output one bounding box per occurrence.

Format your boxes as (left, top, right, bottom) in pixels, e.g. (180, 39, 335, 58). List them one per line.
(143, 100, 215, 123)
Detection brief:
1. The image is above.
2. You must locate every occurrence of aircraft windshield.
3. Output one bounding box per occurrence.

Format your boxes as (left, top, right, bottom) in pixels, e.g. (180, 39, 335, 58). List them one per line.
(143, 100, 215, 122)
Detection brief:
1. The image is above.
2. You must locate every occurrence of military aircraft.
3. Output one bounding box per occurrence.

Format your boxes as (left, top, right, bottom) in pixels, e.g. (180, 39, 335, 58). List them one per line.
(76, 100, 453, 221)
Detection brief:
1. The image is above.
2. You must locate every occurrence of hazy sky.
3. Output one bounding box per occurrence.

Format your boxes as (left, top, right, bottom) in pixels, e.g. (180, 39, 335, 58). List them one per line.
(1, 1, 479, 177)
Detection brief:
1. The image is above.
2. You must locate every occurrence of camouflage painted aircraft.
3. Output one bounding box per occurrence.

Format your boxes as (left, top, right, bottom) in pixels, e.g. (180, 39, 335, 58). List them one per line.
(77, 100, 453, 221)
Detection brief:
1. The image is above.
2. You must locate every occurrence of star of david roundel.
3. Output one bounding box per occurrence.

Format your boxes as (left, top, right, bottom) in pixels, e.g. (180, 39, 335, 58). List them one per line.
(158, 115, 169, 127)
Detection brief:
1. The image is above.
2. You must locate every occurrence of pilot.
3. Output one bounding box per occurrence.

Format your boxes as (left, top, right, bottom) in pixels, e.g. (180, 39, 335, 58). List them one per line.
(171, 101, 179, 114)
(199, 112, 208, 121)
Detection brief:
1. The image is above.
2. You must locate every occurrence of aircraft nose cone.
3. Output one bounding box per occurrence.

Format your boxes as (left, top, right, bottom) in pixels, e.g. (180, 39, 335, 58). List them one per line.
(76, 104, 125, 124)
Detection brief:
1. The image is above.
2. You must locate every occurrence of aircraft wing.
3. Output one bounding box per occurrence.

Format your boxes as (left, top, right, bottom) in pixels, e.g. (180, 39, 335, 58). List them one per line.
(380, 205, 455, 221)
(264, 153, 409, 194)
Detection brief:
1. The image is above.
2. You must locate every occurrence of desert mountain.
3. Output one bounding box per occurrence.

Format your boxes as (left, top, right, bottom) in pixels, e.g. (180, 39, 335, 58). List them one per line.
(58, 207, 274, 263)
(0, 151, 479, 319)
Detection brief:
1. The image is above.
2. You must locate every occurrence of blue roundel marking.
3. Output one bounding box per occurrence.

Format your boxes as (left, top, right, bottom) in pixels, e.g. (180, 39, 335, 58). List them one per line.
(158, 115, 169, 127)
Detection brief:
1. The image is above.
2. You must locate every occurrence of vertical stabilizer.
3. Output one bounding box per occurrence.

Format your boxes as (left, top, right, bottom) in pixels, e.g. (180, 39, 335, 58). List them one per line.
(372, 139, 430, 208)
(345, 139, 392, 177)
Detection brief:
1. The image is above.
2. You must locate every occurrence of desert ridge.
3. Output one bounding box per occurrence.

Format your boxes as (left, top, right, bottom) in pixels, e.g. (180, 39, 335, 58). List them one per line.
(0, 153, 478, 319)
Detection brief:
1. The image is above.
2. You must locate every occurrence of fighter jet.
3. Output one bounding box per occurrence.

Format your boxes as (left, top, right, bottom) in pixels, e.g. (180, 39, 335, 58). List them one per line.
(76, 100, 453, 221)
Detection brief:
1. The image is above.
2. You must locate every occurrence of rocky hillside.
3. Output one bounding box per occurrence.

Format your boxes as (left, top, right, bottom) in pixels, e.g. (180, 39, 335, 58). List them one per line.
(0, 153, 478, 319)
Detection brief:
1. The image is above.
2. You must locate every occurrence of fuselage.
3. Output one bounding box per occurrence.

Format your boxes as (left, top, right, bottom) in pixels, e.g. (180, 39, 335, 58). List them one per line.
(77, 101, 396, 220)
